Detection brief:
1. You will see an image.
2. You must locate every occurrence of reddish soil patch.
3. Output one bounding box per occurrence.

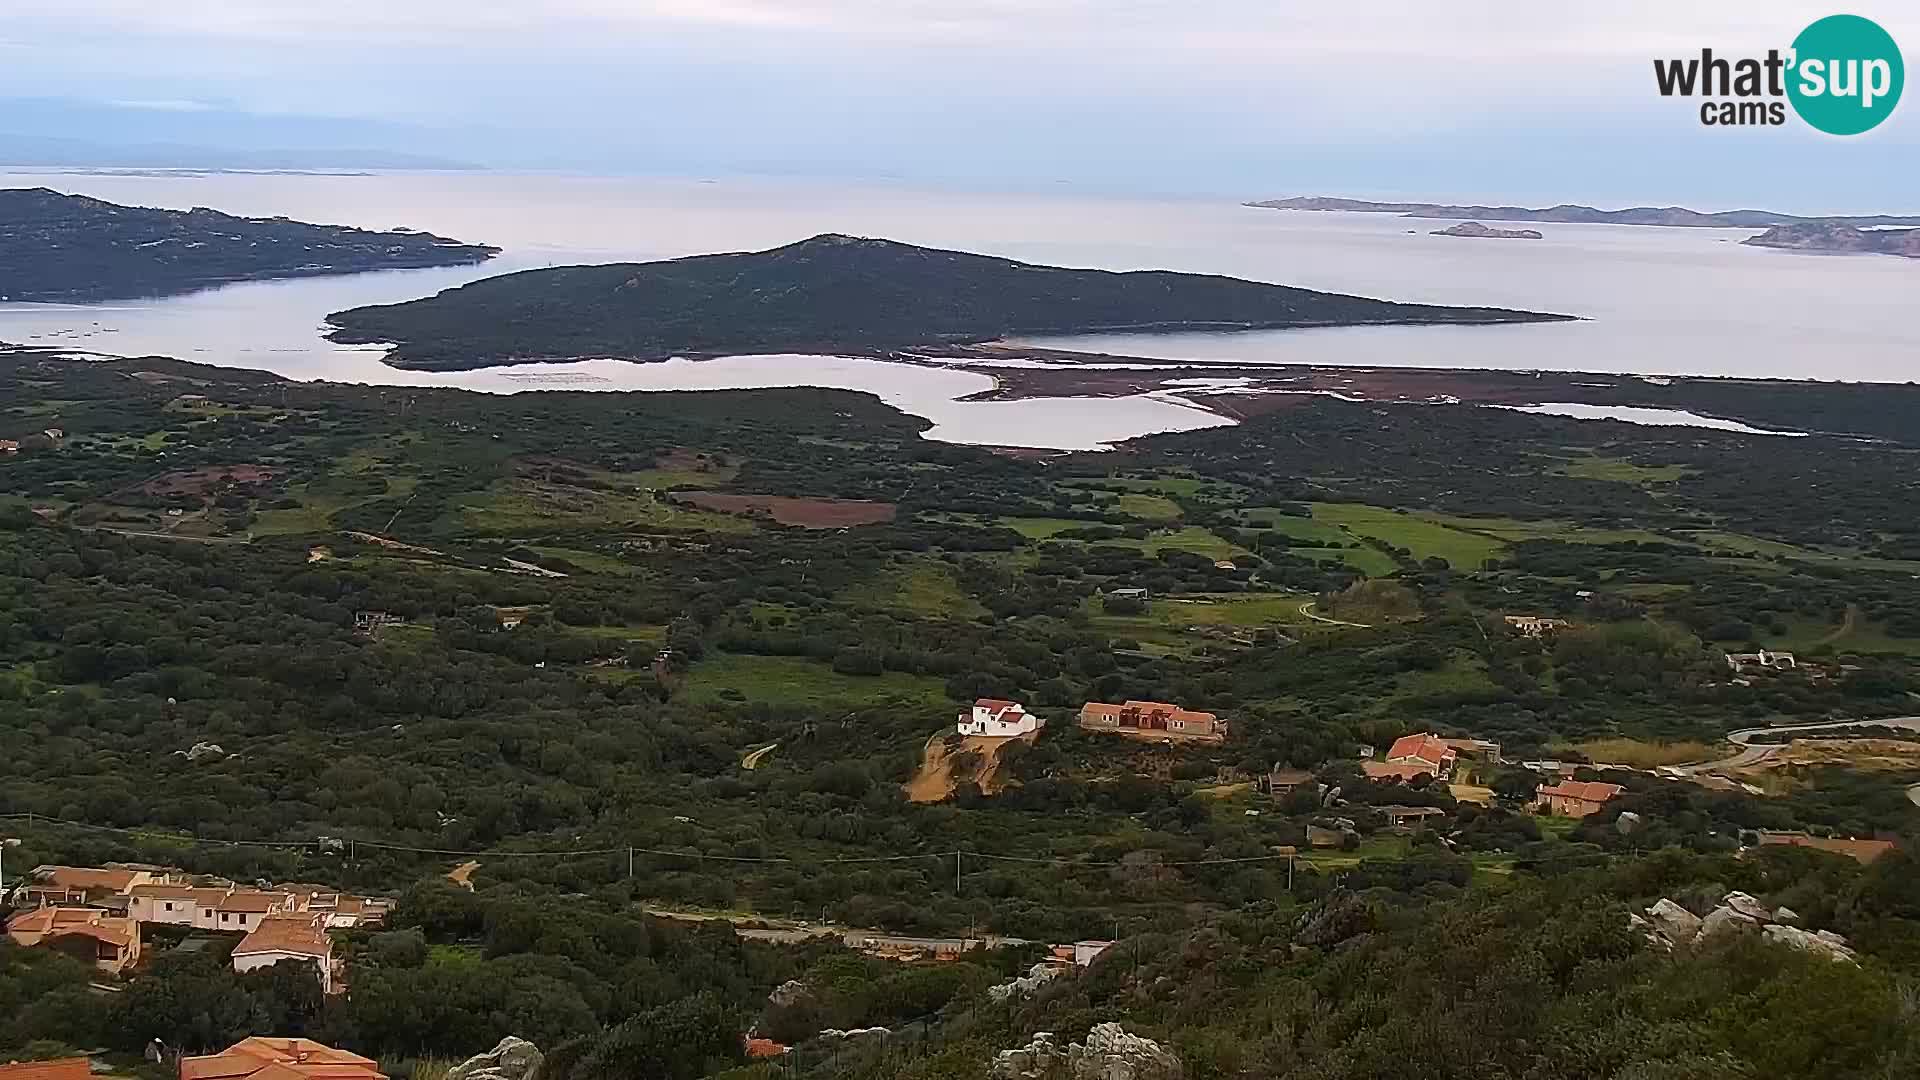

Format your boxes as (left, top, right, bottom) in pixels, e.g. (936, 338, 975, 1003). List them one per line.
(141, 464, 278, 498)
(674, 492, 896, 528)
(656, 447, 728, 471)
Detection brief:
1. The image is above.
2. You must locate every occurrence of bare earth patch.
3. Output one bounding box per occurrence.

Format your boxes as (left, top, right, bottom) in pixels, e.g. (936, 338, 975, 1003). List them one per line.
(673, 492, 896, 528)
(904, 730, 1035, 803)
(141, 463, 278, 498)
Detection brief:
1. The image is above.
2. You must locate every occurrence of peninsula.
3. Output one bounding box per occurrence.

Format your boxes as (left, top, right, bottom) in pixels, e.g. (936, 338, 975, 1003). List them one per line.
(0, 187, 499, 303)
(1431, 222, 1543, 240)
(1248, 195, 1920, 229)
(325, 233, 1573, 369)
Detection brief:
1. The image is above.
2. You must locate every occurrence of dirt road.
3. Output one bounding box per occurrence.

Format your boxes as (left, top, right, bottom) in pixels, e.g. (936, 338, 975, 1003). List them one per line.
(448, 860, 479, 891)
(904, 730, 1034, 803)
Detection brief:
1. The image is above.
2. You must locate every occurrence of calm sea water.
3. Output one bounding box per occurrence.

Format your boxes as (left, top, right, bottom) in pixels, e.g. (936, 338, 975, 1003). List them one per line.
(0, 171, 1913, 448)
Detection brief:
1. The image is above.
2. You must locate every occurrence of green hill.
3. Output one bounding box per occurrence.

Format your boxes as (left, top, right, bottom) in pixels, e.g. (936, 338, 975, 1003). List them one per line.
(0, 187, 499, 303)
(325, 233, 1575, 369)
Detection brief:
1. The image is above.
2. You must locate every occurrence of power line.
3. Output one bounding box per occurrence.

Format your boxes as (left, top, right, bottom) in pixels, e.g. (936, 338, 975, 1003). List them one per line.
(0, 811, 1635, 872)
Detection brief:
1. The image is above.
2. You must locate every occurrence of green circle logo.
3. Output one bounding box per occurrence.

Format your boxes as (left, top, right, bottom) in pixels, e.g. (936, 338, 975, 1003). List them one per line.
(1788, 14, 1903, 135)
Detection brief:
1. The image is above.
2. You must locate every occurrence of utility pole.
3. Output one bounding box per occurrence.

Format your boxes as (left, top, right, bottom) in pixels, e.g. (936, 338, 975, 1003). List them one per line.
(0, 837, 19, 897)
(628, 847, 635, 879)
(955, 849, 963, 895)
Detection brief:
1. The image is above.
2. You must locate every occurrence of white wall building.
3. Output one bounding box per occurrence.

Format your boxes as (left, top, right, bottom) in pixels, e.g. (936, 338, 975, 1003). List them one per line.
(957, 698, 1043, 738)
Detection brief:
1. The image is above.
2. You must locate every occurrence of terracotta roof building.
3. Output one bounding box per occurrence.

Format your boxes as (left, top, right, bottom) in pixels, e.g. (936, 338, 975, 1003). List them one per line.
(1077, 700, 1226, 743)
(180, 1039, 384, 1080)
(232, 915, 337, 994)
(1383, 734, 1457, 778)
(1535, 780, 1624, 818)
(15, 865, 164, 907)
(1755, 831, 1896, 865)
(5, 906, 143, 975)
(0, 1059, 92, 1080)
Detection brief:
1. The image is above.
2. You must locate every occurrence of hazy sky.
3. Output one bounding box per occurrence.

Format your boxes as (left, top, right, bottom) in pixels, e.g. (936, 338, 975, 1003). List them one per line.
(2, 1, 1915, 208)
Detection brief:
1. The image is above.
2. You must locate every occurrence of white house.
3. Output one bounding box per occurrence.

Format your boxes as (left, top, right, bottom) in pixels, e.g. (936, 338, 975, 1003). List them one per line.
(957, 698, 1044, 738)
(231, 914, 337, 994)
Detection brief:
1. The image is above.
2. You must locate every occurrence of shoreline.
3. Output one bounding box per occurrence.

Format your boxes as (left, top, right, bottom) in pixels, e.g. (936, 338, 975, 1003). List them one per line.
(12, 337, 1906, 446)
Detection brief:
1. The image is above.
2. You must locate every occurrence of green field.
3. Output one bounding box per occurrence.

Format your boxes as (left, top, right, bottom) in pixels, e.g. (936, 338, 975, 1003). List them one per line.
(528, 546, 643, 576)
(994, 517, 1096, 539)
(1232, 508, 1400, 575)
(1058, 486, 1183, 521)
(843, 558, 988, 619)
(1422, 513, 1687, 548)
(1556, 455, 1695, 485)
(1311, 503, 1505, 571)
(453, 479, 753, 534)
(1761, 610, 1920, 657)
(1100, 473, 1252, 501)
(1085, 592, 1314, 650)
(1096, 526, 1248, 561)
(681, 653, 953, 711)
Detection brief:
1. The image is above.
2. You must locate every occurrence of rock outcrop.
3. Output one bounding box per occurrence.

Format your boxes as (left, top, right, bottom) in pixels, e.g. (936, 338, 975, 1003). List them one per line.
(447, 1037, 543, 1080)
(1633, 891, 1856, 963)
(992, 1023, 1182, 1080)
(988, 962, 1065, 1003)
(1430, 221, 1544, 240)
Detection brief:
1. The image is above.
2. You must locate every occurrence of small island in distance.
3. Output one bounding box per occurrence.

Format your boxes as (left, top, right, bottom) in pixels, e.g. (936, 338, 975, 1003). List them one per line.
(325, 233, 1575, 370)
(1742, 222, 1920, 259)
(0, 187, 500, 303)
(1247, 195, 1920, 229)
(1432, 222, 1543, 240)
(1250, 195, 1920, 259)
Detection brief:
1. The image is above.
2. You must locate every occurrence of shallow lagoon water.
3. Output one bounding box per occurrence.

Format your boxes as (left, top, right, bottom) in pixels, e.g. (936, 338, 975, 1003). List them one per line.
(3, 170, 1911, 448)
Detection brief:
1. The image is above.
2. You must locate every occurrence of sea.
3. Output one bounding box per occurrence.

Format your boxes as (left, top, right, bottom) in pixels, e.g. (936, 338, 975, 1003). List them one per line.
(1, 170, 1914, 450)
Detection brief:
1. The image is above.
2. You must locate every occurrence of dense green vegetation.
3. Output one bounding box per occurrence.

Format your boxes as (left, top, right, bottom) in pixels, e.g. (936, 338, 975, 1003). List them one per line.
(0, 189, 498, 302)
(323, 234, 1570, 368)
(3, 347, 1917, 1078)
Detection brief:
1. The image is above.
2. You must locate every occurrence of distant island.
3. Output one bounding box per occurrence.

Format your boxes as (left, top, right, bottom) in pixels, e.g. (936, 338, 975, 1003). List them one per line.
(1743, 222, 1920, 259)
(0, 188, 499, 303)
(324, 233, 1575, 369)
(1431, 222, 1543, 240)
(1248, 195, 1920, 230)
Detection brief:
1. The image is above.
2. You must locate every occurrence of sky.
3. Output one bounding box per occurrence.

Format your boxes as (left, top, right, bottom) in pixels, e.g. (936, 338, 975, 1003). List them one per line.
(1, 1, 1915, 209)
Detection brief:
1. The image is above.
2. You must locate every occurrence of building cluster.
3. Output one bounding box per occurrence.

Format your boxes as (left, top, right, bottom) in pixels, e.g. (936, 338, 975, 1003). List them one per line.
(2, 863, 389, 991)
(1077, 699, 1226, 743)
(1504, 615, 1571, 638)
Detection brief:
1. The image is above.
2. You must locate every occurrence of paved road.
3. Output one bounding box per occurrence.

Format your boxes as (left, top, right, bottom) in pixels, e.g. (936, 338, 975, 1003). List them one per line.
(1725, 716, 1920, 746)
(1298, 602, 1371, 629)
(644, 905, 1032, 952)
(1687, 716, 1920, 776)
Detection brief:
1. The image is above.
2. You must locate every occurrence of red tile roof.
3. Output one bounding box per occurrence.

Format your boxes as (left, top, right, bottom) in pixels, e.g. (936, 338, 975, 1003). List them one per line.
(1386, 734, 1456, 770)
(218, 891, 289, 914)
(31, 866, 141, 893)
(5, 906, 138, 950)
(745, 1039, 788, 1060)
(0, 1059, 91, 1080)
(180, 1040, 381, 1080)
(1756, 832, 1896, 865)
(234, 916, 330, 959)
(1539, 780, 1624, 804)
